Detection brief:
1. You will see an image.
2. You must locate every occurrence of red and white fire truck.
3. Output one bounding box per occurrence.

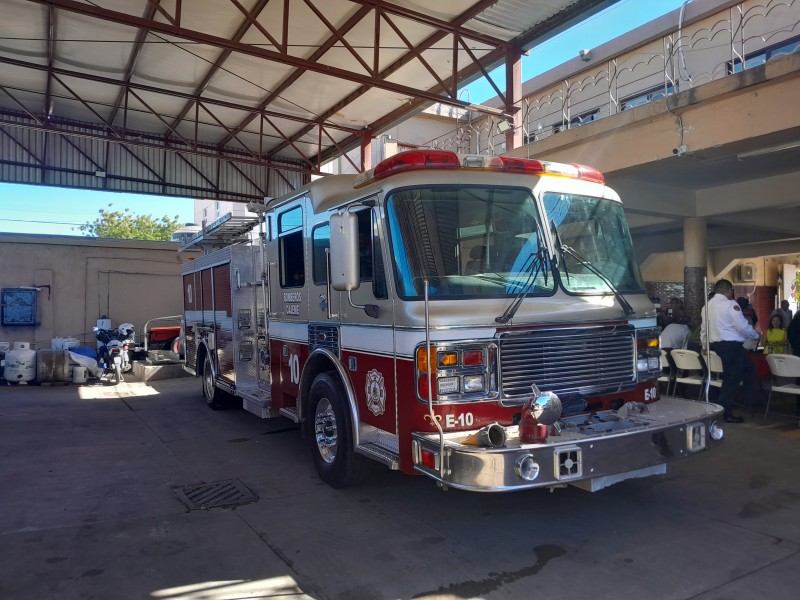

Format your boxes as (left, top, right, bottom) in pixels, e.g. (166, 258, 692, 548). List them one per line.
(180, 149, 724, 492)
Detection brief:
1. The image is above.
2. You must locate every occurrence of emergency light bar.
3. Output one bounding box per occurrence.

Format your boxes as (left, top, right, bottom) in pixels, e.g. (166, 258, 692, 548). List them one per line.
(353, 149, 605, 188)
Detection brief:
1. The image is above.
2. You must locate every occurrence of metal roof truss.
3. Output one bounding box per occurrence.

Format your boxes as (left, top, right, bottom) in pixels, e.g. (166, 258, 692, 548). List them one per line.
(0, 0, 613, 201)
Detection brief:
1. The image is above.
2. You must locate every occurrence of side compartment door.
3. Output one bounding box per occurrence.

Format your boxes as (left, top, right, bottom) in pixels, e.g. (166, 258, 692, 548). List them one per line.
(231, 247, 259, 390)
(212, 263, 234, 384)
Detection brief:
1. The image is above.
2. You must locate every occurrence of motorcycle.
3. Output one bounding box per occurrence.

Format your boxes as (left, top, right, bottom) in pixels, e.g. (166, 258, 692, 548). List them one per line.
(94, 322, 135, 384)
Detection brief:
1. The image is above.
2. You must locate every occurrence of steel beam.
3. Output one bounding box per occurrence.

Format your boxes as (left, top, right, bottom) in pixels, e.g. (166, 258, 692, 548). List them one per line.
(26, 0, 511, 117)
(0, 56, 362, 136)
(108, 1, 161, 126)
(266, 0, 502, 160)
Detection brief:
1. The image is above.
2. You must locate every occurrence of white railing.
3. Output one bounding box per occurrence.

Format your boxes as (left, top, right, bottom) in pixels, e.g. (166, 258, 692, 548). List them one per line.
(425, 0, 800, 155)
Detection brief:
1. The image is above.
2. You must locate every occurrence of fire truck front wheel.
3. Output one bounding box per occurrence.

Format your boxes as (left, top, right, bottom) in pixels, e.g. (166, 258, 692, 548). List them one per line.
(308, 373, 373, 488)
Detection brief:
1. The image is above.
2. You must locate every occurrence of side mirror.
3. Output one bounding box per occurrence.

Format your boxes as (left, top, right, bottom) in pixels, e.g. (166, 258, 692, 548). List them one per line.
(330, 212, 360, 291)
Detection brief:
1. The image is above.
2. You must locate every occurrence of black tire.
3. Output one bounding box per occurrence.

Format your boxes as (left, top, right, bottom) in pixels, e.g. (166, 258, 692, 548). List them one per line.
(202, 354, 229, 409)
(113, 362, 122, 385)
(307, 373, 374, 488)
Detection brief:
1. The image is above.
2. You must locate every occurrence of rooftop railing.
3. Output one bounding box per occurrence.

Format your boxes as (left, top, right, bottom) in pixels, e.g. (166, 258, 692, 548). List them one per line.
(425, 0, 800, 156)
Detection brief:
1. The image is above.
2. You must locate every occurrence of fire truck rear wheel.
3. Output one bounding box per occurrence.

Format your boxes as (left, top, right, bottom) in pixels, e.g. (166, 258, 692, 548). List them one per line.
(202, 354, 231, 409)
(308, 373, 373, 488)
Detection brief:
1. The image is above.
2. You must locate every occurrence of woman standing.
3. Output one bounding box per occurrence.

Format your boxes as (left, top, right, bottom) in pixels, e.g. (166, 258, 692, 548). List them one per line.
(762, 314, 789, 355)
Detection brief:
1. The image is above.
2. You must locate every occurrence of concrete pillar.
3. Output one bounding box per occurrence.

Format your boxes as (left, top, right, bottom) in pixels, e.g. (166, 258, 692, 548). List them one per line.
(683, 217, 707, 323)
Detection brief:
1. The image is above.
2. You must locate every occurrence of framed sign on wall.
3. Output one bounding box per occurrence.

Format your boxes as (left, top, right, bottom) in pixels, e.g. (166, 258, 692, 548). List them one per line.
(1, 288, 38, 326)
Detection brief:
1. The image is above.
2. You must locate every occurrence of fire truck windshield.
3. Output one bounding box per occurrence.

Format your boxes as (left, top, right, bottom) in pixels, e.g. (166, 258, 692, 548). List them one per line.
(386, 186, 556, 299)
(544, 192, 644, 294)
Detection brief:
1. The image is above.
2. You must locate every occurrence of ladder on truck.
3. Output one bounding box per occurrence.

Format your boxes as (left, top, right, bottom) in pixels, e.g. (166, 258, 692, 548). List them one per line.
(176, 212, 261, 254)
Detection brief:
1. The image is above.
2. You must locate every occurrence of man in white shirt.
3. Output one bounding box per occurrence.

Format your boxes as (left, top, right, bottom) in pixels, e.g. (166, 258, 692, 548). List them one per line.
(701, 279, 761, 423)
(660, 320, 690, 350)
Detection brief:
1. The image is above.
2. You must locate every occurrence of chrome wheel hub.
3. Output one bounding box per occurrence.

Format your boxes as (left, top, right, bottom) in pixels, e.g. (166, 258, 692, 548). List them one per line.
(203, 366, 214, 399)
(314, 397, 338, 464)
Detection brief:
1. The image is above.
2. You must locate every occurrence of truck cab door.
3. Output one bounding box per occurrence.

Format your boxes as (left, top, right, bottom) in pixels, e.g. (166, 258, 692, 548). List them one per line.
(308, 217, 342, 333)
(334, 205, 391, 321)
(333, 204, 397, 436)
(269, 202, 308, 409)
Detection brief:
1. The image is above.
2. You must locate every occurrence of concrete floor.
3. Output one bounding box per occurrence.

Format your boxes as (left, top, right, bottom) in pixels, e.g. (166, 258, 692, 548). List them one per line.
(1, 376, 799, 600)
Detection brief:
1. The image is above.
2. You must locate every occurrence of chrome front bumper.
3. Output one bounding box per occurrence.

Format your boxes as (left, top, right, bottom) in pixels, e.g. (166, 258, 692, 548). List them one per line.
(411, 397, 725, 492)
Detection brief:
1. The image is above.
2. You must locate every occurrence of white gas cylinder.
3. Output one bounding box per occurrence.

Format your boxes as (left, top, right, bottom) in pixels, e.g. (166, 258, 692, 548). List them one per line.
(71, 366, 88, 384)
(4, 341, 37, 383)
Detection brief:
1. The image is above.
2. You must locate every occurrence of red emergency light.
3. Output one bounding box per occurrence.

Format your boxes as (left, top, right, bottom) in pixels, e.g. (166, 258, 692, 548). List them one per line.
(373, 149, 460, 180)
(354, 149, 605, 188)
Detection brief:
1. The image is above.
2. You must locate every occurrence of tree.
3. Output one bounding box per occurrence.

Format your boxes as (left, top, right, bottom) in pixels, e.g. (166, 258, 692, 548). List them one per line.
(78, 204, 181, 241)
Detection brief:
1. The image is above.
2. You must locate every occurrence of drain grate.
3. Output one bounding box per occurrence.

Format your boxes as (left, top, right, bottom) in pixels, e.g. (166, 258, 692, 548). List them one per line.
(173, 479, 258, 510)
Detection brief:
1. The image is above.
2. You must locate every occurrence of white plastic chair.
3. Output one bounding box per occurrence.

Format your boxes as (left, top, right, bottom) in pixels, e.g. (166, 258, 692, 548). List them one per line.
(704, 350, 743, 402)
(706, 350, 723, 392)
(764, 354, 800, 421)
(658, 349, 674, 395)
(669, 349, 706, 400)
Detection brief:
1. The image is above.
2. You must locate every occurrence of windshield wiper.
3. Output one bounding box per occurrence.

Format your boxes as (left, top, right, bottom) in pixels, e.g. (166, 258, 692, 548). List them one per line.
(495, 253, 544, 324)
(496, 220, 552, 324)
(556, 243, 635, 317)
(550, 221, 570, 283)
(496, 229, 551, 325)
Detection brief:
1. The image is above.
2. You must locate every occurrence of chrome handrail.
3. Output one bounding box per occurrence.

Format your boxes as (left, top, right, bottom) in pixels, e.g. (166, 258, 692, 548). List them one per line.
(424, 279, 446, 483)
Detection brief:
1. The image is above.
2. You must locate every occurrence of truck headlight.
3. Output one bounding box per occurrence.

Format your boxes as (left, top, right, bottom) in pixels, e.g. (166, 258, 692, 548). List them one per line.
(636, 327, 661, 381)
(437, 376, 459, 395)
(463, 375, 485, 392)
(416, 343, 497, 402)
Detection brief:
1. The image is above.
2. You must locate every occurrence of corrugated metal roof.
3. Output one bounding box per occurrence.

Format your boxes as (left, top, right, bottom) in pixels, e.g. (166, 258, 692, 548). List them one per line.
(0, 0, 614, 200)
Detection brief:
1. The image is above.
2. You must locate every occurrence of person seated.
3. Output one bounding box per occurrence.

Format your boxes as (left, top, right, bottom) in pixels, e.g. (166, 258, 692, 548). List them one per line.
(686, 317, 704, 353)
(762, 314, 789, 355)
(660, 318, 690, 351)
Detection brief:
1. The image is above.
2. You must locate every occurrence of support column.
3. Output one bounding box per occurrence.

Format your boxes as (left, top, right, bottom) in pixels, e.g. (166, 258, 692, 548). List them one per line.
(505, 44, 523, 151)
(360, 133, 372, 172)
(683, 217, 707, 323)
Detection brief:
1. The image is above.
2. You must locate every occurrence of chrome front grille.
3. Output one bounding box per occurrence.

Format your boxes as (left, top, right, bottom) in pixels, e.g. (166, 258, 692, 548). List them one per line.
(499, 325, 636, 400)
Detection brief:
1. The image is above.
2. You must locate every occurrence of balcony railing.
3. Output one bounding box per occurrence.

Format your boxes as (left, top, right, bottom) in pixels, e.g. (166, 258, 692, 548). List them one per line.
(425, 0, 800, 156)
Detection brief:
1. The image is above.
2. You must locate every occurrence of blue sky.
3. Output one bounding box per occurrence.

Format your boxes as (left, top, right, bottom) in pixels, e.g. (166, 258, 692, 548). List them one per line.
(0, 0, 687, 237)
(0, 185, 193, 236)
